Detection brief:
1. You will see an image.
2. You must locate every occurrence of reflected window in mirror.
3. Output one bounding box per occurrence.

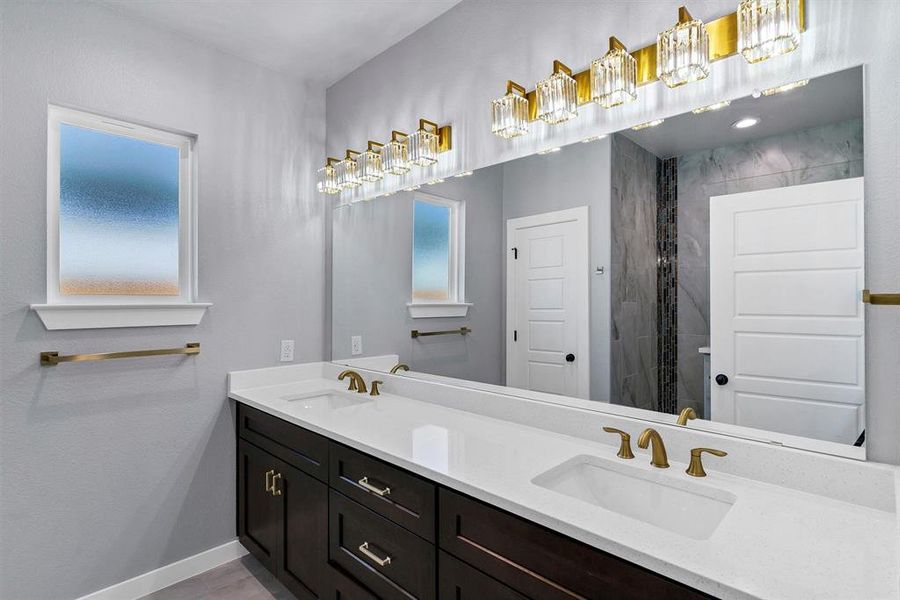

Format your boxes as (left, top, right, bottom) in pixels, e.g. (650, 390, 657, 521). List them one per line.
(412, 194, 463, 303)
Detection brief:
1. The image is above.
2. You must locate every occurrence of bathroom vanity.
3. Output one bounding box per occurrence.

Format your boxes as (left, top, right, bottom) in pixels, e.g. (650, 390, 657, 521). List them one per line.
(229, 362, 898, 600)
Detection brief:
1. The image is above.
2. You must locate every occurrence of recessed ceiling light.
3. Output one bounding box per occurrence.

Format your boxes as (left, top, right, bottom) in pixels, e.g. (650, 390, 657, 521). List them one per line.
(761, 79, 809, 96)
(731, 117, 760, 129)
(581, 134, 608, 143)
(692, 100, 731, 114)
(454, 171, 473, 178)
(631, 119, 664, 131)
(538, 147, 562, 155)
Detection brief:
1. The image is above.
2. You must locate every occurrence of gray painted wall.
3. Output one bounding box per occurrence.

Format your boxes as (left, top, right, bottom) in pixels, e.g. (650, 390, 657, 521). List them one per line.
(500, 140, 612, 401)
(609, 135, 658, 411)
(675, 118, 865, 417)
(325, 0, 900, 464)
(332, 166, 505, 384)
(0, 3, 325, 598)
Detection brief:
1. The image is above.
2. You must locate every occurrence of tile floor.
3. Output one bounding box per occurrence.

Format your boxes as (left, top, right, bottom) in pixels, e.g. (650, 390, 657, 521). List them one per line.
(138, 555, 294, 600)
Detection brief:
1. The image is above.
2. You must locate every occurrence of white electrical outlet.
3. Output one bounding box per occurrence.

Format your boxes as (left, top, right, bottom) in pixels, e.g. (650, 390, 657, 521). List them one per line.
(351, 335, 363, 356)
(280, 340, 295, 362)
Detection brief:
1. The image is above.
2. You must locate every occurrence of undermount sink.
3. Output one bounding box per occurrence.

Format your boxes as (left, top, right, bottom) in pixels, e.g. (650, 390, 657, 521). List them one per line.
(281, 391, 372, 410)
(532, 455, 736, 540)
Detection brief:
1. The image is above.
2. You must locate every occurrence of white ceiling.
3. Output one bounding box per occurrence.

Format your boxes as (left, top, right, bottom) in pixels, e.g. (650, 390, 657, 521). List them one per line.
(96, 0, 461, 86)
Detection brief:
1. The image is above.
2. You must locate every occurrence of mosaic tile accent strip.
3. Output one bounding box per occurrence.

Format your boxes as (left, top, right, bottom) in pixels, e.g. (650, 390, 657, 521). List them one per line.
(656, 157, 678, 414)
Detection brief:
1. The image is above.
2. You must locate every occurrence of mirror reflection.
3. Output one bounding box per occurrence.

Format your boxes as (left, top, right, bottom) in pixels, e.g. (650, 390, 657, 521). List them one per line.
(332, 67, 865, 453)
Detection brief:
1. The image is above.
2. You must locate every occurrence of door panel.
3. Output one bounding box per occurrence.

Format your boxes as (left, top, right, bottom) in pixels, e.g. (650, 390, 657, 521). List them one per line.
(709, 177, 865, 444)
(237, 440, 280, 572)
(278, 460, 329, 599)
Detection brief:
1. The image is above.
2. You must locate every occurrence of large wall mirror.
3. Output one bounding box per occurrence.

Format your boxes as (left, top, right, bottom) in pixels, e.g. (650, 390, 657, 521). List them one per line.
(332, 66, 866, 458)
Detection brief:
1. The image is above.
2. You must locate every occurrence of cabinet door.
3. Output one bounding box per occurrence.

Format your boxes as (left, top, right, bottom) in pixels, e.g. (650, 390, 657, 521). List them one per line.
(275, 460, 329, 600)
(438, 551, 526, 600)
(237, 440, 280, 572)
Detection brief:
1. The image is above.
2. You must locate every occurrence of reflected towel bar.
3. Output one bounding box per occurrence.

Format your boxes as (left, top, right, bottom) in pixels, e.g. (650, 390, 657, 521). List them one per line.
(40, 343, 200, 366)
(862, 289, 900, 306)
(411, 327, 471, 339)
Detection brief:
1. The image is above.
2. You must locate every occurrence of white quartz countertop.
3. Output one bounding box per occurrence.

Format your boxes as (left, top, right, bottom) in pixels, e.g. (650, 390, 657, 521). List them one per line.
(229, 375, 898, 600)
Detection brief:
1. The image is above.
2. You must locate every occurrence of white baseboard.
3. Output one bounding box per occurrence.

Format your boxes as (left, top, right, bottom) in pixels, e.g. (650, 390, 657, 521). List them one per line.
(76, 539, 248, 600)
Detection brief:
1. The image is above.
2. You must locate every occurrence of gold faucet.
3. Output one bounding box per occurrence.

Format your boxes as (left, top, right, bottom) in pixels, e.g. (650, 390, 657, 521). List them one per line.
(370, 380, 383, 396)
(390, 363, 409, 374)
(602, 427, 635, 459)
(677, 407, 697, 426)
(686, 448, 727, 477)
(637, 428, 669, 468)
(338, 370, 368, 394)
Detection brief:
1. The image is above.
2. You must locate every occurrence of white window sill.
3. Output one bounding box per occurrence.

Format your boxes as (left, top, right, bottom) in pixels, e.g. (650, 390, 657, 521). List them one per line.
(406, 302, 472, 319)
(31, 303, 212, 330)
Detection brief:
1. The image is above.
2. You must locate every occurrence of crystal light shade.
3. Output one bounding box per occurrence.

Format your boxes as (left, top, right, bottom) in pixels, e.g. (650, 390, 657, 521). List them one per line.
(316, 160, 340, 195)
(657, 7, 710, 88)
(408, 127, 438, 167)
(383, 133, 411, 175)
(738, 0, 800, 64)
(492, 81, 529, 139)
(536, 61, 577, 125)
(336, 153, 361, 189)
(591, 38, 637, 109)
(357, 143, 384, 182)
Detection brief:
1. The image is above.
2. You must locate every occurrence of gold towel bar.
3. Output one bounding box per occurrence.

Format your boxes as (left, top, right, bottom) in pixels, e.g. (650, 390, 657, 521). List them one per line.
(862, 289, 900, 306)
(40, 343, 200, 366)
(411, 327, 471, 339)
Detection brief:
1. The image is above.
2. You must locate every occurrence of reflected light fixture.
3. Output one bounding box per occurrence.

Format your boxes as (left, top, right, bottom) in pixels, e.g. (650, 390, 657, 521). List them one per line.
(336, 150, 361, 189)
(454, 171, 473, 178)
(632, 119, 664, 131)
(383, 131, 411, 175)
(761, 78, 809, 96)
(426, 178, 445, 185)
(657, 6, 710, 88)
(536, 60, 578, 124)
(731, 116, 760, 129)
(591, 37, 637, 109)
(692, 100, 731, 114)
(409, 119, 440, 167)
(316, 157, 341, 195)
(582, 134, 608, 143)
(491, 80, 530, 139)
(537, 147, 562, 155)
(403, 185, 421, 192)
(357, 141, 384, 182)
(738, 0, 801, 64)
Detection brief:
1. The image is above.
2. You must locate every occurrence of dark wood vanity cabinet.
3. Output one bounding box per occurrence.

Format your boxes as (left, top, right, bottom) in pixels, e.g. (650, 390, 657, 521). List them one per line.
(236, 402, 714, 600)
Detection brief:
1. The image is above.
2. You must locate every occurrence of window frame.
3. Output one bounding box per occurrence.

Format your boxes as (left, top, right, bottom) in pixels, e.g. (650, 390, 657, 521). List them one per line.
(408, 192, 469, 318)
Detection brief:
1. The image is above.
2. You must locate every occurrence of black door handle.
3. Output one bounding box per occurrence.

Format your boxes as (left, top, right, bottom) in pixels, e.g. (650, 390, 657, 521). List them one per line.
(565, 353, 575, 363)
(715, 374, 729, 386)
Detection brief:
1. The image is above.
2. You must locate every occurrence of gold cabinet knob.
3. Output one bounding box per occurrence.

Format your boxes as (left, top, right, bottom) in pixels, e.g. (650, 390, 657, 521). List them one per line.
(677, 407, 697, 426)
(370, 380, 383, 396)
(686, 448, 727, 477)
(602, 427, 634, 459)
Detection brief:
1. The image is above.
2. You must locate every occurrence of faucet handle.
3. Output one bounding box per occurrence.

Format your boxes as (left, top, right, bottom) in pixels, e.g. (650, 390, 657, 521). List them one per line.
(370, 380, 383, 396)
(602, 427, 635, 459)
(686, 448, 728, 478)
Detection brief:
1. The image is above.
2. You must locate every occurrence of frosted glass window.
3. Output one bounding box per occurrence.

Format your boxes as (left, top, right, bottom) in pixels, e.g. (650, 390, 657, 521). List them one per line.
(46, 105, 196, 305)
(413, 200, 452, 301)
(59, 124, 180, 295)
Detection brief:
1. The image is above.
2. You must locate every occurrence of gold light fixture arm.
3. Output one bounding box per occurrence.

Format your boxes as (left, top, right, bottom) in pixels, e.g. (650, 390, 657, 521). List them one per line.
(326, 157, 341, 167)
(418, 117, 452, 153)
(552, 59, 573, 77)
(506, 80, 527, 97)
(391, 130, 408, 141)
(678, 5, 694, 23)
(608, 36, 627, 52)
(345, 149, 360, 160)
(367, 140, 383, 152)
(40, 343, 200, 366)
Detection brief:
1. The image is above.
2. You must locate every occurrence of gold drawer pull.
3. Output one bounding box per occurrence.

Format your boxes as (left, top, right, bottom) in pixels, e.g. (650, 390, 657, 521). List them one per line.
(265, 469, 275, 493)
(358, 476, 391, 496)
(271, 472, 283, 496)
(358, 542, 392, 567)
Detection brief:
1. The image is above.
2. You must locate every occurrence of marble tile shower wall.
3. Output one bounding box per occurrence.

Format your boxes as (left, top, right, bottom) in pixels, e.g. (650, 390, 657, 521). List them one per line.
(675, 118, 864, 416)
(610, 134, 659, 410)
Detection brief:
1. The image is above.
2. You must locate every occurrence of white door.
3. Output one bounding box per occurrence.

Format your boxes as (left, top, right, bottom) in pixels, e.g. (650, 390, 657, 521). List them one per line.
(709, 177, 865, 445)
(506, 207, 589, 399)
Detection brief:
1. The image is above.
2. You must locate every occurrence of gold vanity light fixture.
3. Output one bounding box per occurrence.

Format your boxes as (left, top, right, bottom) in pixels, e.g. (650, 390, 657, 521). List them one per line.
(537, 146, 562, 155)
(591, 36, 637, 109)
(316, 157, 342, 195)
(426, 178, 445, 185)
(738, 0, 802, 64)
(536, 60, 578, 125)
(491, 80, 530, 139)
(582, 134, 608, 143)
(403, 185, 421, 191)
(761, 78, 808, 96)
(409, 118, 452, 167)
(657, 6, 710, 88)
(631, 118, 664, 131)
(357, 141, 384, 182)
(383, 130, 412, 175)
(692, 100, 731, 114)
(336, 149, 362, 190)
(454, 171, 473, 178)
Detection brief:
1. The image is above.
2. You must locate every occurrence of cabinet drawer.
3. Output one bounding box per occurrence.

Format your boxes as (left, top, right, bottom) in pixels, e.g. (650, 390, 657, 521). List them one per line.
(438, 551, 526, 600)
(439, 489, 711, 600)
(330, 491, 436, 600)
(237, 403, 328, 482)
(330, 442, 435, 541)
(325, 565, 378, 600)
